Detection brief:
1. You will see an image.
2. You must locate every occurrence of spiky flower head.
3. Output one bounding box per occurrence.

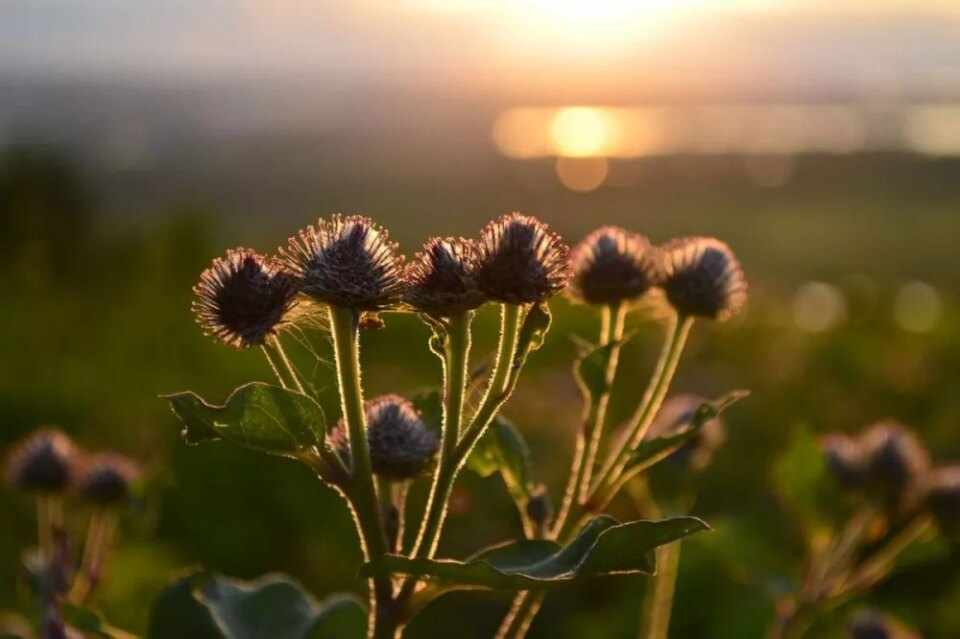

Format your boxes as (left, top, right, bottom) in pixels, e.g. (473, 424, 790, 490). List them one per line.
(849, 610, 917, 639)
(659, 237, 747, 321)
(328, 394, 439, 480)
(193, 248, 298, 349)
(4, 428, 76, 493)
(567, 226, 661, 306)
(475, 213, 571, 304)
(925, 466, 960, 539)
(822, 433, 868, 491)
(860, 421, 931, 510)
(646, 395, 726, 471)
(404, 237, 485, 317)
(75, 453, 141, 506)
(280, 215, 406, 311)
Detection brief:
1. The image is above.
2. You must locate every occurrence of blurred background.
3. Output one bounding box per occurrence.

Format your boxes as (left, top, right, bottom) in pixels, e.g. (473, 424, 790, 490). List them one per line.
(2, 1, 959, 637)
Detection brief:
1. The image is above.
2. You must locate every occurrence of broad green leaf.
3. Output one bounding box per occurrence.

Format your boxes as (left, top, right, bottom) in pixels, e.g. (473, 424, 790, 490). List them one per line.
(360, 515, 708, 590)
(147, 573, 226, 639)
(148, 572, 366, 639)
(512, 303, 552, 369)
(467, 415, 532, 499)
(163, 382, 325, 455)
(625, 390, 750, 477)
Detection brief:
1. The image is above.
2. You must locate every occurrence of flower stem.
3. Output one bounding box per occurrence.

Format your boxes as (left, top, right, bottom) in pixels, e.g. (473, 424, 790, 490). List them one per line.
(552, 303, 626, 538)
(497, 591, 546, 639)
(261, 343, 291, 390)
(587, 314, 693, 511)
(642, 541, 681, 639)
(273, 337, 307, 395)
(68, 508, 119, 605)
(328, 306, 395, 639)
(397, 305, 521, 615)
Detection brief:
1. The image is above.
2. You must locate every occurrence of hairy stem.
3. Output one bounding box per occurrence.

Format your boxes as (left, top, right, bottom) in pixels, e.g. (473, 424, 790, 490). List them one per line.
(398, 305, 521, 615)
(642, 542, 681, 639)
(553, 303, 626, 538)
(261, 343, 291, 390)
(273, 337, 307, 395)
(68, 508, 119, 606)
(497, 591, 546, 639)
(588, 314, 693, 511)
(328, 306, 395, 639)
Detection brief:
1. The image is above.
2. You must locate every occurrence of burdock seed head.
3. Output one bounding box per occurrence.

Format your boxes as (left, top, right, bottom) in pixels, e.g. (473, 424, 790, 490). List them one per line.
(75, 453, 141, 506)
(279, 214, 406, 311)
(659, 237, 747, 321)
(925, 466, 960, 538)
(475, 213, 571, 305)
(193, 248, 298, 349)
(567, 226, 661, 306)
(860, 421, 931, 509)
(404, 237, 485, 317)
(328, 394, 439, 481)
(822, 433, 868, 491)
(4, 428, 77, 493)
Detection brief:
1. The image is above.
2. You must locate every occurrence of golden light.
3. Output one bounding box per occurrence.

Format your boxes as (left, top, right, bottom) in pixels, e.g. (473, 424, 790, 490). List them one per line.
(550, 107, 618, 157)
(555, 157, 609, 192)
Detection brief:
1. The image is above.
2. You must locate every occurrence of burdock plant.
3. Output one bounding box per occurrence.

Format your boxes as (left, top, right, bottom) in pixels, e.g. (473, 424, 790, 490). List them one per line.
(2, 429, 142, 638)
(162, 213, 750, 639)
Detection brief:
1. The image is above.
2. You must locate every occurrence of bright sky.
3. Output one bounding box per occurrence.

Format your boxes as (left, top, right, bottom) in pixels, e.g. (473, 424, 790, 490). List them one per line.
(1, 0, 959, 100)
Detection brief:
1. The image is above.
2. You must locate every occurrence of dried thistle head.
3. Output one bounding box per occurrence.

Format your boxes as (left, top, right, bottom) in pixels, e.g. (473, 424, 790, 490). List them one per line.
(193, 248, 298, 349)
(659, 237, 747, 321)
(328, 395, 439, 481)
(404, 237, 485, 317)
(4, 428, 77, 493)
(860, 421, 931, 510)
(75, 453, 141, 506)
(822, 433, 868, 491)
(475, 213, 571, 305)
(567, 226, 661, 306)
(279, 215, 406, 311)
(926, 466, 960, 539)
(646, 394, 726, 471)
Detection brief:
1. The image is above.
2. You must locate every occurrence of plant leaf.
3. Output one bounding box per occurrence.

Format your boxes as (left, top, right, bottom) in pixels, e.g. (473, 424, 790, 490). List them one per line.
(163, 382, 326, 455)
(360, 515, 708, 590)
(466, 415, 532, 499)
(574, 340, 619, 401)
(512, 303, 552, 370)
(625, 390, 750, 476)
(148, 572, 366, 639)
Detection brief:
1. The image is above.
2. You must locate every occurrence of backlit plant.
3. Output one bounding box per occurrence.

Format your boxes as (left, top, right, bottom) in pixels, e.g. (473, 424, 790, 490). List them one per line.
(161, 213, 750, 639)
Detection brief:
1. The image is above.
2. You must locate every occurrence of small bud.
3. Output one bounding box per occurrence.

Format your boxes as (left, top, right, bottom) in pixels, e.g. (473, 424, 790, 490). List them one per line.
(849, 610, 917, 639)
(476, 213, 571, 305)
(328, 395, 439, 481)
(404, 237, 485, 317)
(279, 215, 406, 311)
(822, 433, 867, 491)
(193, 248, 298, 349)
(659, 237, 747, 321)
(567, 226, 661, 306)
(859, 421, 931, 509)
(75, 453, 141, 506)
(645, 395, 726, 471)
(3, 428, 76, 493)
(926, 465, 960, 539)
(526, 487, 553, 528)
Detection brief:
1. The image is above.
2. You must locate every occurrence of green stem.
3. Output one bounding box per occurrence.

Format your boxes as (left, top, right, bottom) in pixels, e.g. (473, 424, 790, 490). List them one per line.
(837, 514, 934, 595)
(587, 314, 693, 512)
(37, 495, 53, 564)
(642, 541, 681, 639)
(273, 337, 307, 395)
(261, 344, 291, 390)
(497, 591, 546, 639)
(328, 306, 395, 639)
(397, 305, 521, 615)
(68, 509, 118, 606)
(553, 303, 626, 538)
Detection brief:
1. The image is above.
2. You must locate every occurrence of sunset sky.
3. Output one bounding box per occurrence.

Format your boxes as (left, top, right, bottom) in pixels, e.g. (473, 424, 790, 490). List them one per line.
(2, 1, 959, 101)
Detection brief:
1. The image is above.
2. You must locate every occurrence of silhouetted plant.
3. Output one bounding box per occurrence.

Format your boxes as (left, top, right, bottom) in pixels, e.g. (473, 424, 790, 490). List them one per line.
(161, 213, 750, 639)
